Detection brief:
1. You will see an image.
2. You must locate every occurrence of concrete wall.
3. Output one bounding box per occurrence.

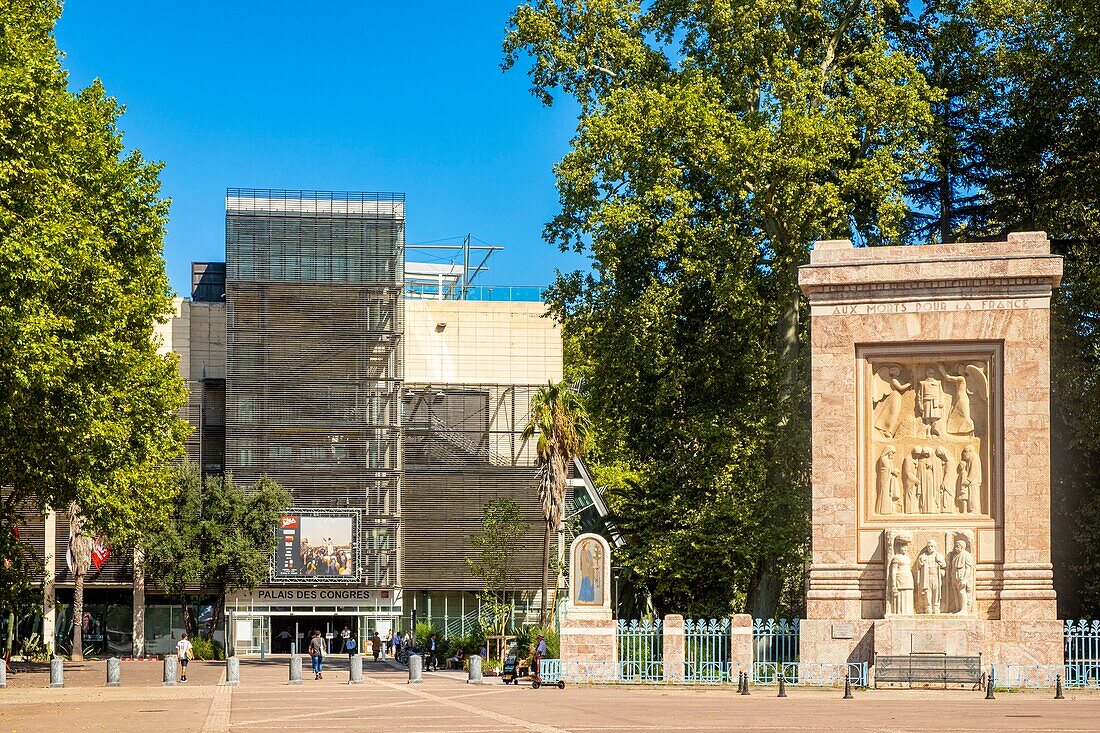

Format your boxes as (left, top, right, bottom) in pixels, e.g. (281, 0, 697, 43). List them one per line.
(404, 299, 562, 385)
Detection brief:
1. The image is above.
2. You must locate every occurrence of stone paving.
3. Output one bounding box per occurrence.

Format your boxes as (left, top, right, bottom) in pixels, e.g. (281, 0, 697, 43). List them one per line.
(4, 658, 1100, 732)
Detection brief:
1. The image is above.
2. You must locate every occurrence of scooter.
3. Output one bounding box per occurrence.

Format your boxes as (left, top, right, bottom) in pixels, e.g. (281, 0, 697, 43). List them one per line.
(530, 657, 566, 690)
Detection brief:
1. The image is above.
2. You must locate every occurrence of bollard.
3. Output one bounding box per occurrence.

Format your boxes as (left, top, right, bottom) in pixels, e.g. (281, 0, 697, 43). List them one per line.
(163, 654, 178, 686)
(985, 667, 995, 699)
(843, 671, 853, 699)
(740, 671, 750, 696)
(778, 675, 787, 698)
(226, 656, 240, 687)
(349, 654, 363, 685)
(1055, 673, 1064, 699)
(259, 642, 266, 662)
(289, 654, 303, 685)
(408, 653, 423, 684)
(49, 657, 64, 688)
(106, 657, 121, 687)
(0, 659, 6, 688)
(738, 671, 746, 694)
(468, 654, 483, 684)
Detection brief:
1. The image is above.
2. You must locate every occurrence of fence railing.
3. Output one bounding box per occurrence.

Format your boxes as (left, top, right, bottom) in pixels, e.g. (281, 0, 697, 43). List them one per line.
(753, 661, 868, 687)
(684, 618, 731, 684)
(617, 619, 664, 682)
(752, 618, 799, 682)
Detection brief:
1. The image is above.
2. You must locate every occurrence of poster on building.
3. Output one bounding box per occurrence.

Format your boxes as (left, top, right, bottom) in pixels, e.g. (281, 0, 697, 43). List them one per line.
(273, 511, 359, 582)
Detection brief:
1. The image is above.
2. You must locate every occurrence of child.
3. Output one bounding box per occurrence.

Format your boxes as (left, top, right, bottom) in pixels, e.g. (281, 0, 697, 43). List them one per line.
(176, 634, 193, 682)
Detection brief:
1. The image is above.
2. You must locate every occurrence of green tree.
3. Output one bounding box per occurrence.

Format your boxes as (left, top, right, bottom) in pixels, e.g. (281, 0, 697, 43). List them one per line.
(0, 1, 189, 658)
(505, 0, 933, 617)
(141, 465, 292, 641)
(466, 498, 530, 644)
(0, 511, 45, 661)
(521, 380, 590, 623)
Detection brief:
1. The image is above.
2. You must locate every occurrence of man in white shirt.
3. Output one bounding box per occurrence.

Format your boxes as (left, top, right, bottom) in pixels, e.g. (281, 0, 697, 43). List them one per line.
(176, 634, 194, 682)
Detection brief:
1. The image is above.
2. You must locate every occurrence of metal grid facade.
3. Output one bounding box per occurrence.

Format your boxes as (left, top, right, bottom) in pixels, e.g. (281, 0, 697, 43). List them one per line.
(225, 189, 405, 588)
(401, 383, 546, 590)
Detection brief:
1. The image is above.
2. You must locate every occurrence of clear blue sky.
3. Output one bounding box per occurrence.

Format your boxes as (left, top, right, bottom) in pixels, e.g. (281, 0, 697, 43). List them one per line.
(55, 1, 586, 296)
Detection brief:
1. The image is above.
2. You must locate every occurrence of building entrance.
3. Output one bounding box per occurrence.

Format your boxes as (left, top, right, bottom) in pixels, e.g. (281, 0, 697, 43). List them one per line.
(271, 615, 357, 654)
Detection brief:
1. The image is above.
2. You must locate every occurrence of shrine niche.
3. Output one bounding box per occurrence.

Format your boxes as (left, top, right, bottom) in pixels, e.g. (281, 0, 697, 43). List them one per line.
(860, 347, 999, 524)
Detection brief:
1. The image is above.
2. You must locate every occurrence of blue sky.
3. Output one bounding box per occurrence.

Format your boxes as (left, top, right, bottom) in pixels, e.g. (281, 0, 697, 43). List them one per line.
(55, 1, 587, 296)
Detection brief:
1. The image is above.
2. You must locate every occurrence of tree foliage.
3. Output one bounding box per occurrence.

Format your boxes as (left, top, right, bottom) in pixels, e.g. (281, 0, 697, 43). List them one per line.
(141, 464, 292, 639)
(466, 498, 531, 636)
(505, 0, 934, 617)
(0, 0, 188, 545)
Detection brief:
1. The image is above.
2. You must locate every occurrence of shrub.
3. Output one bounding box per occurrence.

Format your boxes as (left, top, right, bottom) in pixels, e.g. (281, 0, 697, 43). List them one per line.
(190, 636, 224, 660)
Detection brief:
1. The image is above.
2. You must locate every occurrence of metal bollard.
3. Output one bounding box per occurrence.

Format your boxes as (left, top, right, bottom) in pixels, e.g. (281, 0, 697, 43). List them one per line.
(226, 656, 240, 687)
(106, 657, 121, 687)
(289, 654, 303, 685)
(468, 655, 483, 684)
(777, 675, 787, 698)
(737, 671, 744, 694)
(50, 657, 64, 688)
(259, 642, 266, 662)
(349, 654, 363, 685)
(163, 655, 177, 686)
(1055, 673, 1064, 699)
(741, 671, 750, 695)
(985, 667, 995, 700)
(408, 653, 423, 684)
(843, 672, 853, 699)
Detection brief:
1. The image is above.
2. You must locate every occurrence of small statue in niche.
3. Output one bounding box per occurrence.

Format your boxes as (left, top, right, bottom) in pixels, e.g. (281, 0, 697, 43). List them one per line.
(948, 536, 976, 614)
(887, 536, 915, 615)
(916, 367, 946, 438)
(875, 446, 900, 515)
(872, 365, 912, 439)
(956, 444, 983, 514)
(916, 540, 947, 613)
(941, 363, 988, 436)
(902, 449, 920, 514)
(916, 445, 939, 514)
(936, 446, 955, 514)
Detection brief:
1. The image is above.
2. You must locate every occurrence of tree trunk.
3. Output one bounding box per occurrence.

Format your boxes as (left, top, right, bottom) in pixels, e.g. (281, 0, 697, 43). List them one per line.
(539, 522, 551, 625)
(208, 591, 225, 644)
(72, 565, 85, 661)
(746, 559, 783, 620)
(6, 610, 14, 663)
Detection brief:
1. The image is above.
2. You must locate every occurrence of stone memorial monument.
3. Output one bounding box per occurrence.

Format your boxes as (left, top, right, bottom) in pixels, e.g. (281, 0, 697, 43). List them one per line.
(797, 233, 1063, 670)
(559, 532, 616, 679)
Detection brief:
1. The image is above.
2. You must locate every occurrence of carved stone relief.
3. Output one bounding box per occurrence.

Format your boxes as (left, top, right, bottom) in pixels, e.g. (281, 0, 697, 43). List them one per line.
(864, 352, 994, 522)
(884, 528, 975, 616)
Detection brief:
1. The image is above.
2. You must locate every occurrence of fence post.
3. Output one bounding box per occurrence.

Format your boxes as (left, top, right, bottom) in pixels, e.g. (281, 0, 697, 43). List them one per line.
(663, 615, 685, 683)
(730, 614, 753, 683)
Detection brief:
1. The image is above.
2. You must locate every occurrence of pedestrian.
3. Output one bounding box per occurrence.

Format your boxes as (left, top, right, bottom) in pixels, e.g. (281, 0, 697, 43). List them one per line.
(427, 633, 439, 671)
(371, 631, 381, 662)
(308, 629, 325, 680)
(339, 625, 351, 653)
(176, 633, 193, 682)
(533, 633, 548, 683)
(391, 629, 403, 660)
(345, 634, 357, 660)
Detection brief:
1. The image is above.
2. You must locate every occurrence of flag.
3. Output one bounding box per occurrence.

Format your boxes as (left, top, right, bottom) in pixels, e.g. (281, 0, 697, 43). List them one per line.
(91, 537, 110, 571)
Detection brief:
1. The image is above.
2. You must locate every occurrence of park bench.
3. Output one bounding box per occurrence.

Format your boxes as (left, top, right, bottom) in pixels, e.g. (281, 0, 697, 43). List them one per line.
(874, 653, 982, 689)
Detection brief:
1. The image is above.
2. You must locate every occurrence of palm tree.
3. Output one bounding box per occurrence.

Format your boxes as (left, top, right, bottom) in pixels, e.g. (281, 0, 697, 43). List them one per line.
(522, 380, 590, 624)
(67, 503, 94, 662)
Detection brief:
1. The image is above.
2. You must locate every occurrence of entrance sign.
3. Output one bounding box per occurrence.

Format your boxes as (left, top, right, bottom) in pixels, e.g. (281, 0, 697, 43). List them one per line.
(271, 509, 361, 583)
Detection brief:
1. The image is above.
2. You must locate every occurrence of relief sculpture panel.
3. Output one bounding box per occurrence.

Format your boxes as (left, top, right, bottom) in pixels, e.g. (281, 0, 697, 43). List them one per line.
(884, 528, 976, 616)
(862, 348, 997, 523)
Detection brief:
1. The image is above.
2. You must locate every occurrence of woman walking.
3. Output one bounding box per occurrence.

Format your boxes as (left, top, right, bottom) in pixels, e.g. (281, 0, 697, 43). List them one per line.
(308, 630, 326, 680)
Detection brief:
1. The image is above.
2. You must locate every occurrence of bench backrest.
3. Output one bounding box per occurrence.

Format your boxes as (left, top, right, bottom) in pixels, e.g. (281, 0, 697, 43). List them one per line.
(876, 655, 982, 684)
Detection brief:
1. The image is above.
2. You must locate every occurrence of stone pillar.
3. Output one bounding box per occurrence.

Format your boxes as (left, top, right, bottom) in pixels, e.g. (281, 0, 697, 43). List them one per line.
(0, 658, 7, 688)
(163, 655, 177, 686)
(349, 654, 363, 684)
(49, 657, 64, 688)
(408, 653, 423, 684)
(468, 655, 483, 684)
(106, 657, 121, 687)
(289, 655, 303, 685)
(226, 656, 240, 686)
(729, 614, 754, 681)
(662, 615, 685, 683)
(42, 510, 56, 654)
(132, 548, 145, 658)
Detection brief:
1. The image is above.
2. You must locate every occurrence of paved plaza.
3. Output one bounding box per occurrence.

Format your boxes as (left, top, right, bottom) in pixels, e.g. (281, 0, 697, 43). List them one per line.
(3, 658, 1100, 733)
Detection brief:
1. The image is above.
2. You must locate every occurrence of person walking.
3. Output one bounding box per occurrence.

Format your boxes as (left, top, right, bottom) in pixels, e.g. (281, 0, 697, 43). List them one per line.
(533, 633, 548, 684)
(427, 633, 439, 671)
(345, 634, 357, 660)
(176, 633, 193, 682)
(339, 625, 351, 653)
(308, 630, 325, 680)
(371, 632, 382, 662)
(391, 629, 403, 661)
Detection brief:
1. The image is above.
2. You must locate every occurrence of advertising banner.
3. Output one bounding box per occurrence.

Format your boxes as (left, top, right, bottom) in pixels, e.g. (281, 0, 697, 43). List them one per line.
(273, 511, 359, 582)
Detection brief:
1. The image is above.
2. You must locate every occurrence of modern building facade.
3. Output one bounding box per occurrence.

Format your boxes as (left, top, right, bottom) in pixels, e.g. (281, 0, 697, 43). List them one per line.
(14, 189, 568, 656)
